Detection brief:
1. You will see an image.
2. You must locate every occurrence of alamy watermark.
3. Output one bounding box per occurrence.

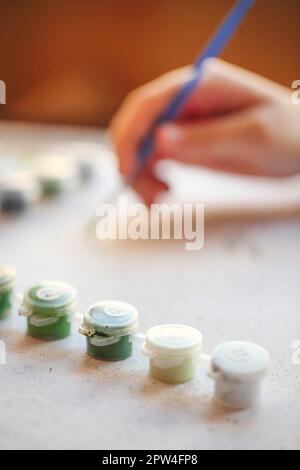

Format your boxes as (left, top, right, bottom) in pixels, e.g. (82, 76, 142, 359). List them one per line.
(0, 80, 6, 104)
(0, 340, 6, 365)
(95, 196, 205, 251)
(291, 340, 300, 366)
(291, 80, 300, 105)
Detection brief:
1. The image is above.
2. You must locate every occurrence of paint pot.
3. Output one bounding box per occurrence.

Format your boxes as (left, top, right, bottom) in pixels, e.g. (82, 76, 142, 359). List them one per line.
(52, 142, 98, 183)
(19, 281, 77, 340)
(143, 324, 203, 384)
(0, 266, 17, 319)
(0, 171, 41, 214)
(67, 146, 96, 183)
(33, 155, 79, 196)
(79, 300, 139, 361)
(209, 341, 270, 409)
(76, 156, 95, 183)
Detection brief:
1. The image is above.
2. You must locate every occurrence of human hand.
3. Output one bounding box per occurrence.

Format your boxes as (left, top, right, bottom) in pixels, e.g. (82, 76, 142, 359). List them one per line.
(110, 59, 300, 204)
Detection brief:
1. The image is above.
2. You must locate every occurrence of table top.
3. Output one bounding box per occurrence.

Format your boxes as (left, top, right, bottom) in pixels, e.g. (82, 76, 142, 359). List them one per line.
(0, 123, 299, 450)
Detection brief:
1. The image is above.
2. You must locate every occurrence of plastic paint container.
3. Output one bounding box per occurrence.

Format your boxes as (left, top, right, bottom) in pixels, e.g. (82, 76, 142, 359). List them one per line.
(0, 171, 41, 214)
(143, 324, 203, 384)
(53, 142, 99, 183)
(33, 155, 79, 196)
(19, 281, 77, 340)
(76, 156, 95, 183)
(79, 300, 139, 361)
(67, 147, 96, 182)
(0, 266, 17, 319)
(210, 341, 270, 409)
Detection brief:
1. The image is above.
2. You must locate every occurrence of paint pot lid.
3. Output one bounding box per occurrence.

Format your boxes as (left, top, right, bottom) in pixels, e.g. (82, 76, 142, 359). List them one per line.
(32, 154, 79, 187)
(24, 281, 77, 311)
(0, 265, 17, 288)
(83, 300, 139, 336)
(145, 324, 203, 358)
(53, 143, 97, 176)
(212, 341, 270, 382)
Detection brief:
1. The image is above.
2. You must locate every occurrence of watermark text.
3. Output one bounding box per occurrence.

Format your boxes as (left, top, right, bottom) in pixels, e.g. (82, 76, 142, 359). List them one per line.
(291, 80, 300, 105)
(0, 80, 6, 104)
(96, 197, 205, 251)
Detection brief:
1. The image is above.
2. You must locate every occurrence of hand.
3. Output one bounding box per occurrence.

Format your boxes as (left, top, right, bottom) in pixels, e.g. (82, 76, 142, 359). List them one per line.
(110, 59, 300, 204)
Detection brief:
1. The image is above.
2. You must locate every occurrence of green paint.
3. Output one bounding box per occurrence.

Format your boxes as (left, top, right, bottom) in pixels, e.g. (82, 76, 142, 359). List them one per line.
(0, 289, 13, 319)
(150, 357, 197, 384)
(41, 180, 65, 197)
(86, 334, 132, 361)
(79, 300, 139, 362)
(20, 281, 77, 341)
(27, 315, 71, 341)
(0, 265, 17, 319)
(143, 324, 203, 385)
(36, 155, 78, 197)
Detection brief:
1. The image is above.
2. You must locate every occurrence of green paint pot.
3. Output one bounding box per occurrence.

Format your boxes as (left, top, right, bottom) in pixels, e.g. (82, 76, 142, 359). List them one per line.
(0, 266, 17, 319)
(0, 171, 41, 214)
(143, 324, 203, 384)
(41, 180, 65, 197)
(34, 155, 79, 197)
(19, 281, 77, 340)
(79, 300, 139, 361)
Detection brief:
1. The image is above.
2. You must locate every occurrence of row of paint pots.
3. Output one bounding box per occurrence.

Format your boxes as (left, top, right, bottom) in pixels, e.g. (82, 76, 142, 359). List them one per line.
(0, 266, 270, 410)
(0, 153, 95, 214)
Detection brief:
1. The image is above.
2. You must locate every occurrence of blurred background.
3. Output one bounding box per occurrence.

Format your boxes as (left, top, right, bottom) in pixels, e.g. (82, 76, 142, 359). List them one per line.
(0, 0, 299, 127)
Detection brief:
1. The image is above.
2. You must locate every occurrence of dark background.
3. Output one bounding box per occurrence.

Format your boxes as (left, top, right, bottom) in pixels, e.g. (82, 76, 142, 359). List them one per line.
(0, 0, 299, 126)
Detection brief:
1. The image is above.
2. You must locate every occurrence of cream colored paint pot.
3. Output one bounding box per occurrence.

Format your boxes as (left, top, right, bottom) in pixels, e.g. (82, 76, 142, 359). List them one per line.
(143, 324, 203, 384)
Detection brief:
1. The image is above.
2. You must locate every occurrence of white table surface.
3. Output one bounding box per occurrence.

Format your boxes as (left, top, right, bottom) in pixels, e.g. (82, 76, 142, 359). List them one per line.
(0, 123, 299, 450)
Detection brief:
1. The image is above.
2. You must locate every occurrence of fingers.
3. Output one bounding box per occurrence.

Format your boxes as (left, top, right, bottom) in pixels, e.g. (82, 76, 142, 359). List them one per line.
(110, 58, 289, 178)
(110, 58, 293, 187)
(110, 60, 259, 177)
(155, 107, 283, 177)
(132, 169, 169, 206)
(110, 67, 192, 176)
(182, 59, 290, 118)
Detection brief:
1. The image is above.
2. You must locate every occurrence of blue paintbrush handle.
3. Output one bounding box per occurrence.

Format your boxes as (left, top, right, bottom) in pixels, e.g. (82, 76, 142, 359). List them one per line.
(134, 0, 255, 177)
